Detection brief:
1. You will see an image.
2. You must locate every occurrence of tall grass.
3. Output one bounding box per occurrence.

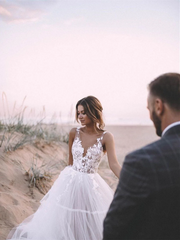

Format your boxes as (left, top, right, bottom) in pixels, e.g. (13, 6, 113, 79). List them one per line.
(0, 93, 69, 152)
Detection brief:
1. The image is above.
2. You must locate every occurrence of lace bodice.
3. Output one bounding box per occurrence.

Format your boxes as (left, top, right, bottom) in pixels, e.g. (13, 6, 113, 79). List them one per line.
(72, 127, 106, 174)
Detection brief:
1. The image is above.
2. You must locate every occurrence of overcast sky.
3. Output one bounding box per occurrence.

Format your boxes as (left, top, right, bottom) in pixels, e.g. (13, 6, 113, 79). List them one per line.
(0, 0, 179, 125)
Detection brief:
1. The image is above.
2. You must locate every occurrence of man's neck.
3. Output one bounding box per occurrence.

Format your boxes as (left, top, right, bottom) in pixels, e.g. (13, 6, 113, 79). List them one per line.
(161, 110, 180, 134)
(162, 121, 180, 136)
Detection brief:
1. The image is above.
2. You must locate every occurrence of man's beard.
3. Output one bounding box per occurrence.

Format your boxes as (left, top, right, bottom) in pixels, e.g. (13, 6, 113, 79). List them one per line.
(152, 111, 162, 137)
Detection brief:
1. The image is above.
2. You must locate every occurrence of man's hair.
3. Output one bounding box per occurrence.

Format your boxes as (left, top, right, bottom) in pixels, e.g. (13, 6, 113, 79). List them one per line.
(148, 73, 180, 111)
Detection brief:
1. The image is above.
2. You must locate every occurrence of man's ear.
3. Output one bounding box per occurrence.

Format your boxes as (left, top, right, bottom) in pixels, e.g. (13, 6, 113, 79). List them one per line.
(154, 98, 164, 117)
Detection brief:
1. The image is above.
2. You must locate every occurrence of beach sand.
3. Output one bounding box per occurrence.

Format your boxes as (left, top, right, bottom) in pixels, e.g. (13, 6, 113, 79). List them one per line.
(0, 125, 159, 240)
(105, 125, 159, 164)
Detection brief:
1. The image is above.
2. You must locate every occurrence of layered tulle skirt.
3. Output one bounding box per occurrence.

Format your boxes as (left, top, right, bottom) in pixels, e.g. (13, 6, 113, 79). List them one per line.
(7, 166, 114, 240)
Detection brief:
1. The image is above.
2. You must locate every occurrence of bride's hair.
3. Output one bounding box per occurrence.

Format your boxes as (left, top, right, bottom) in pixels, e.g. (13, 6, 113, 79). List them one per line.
(76, 96, 105, 130)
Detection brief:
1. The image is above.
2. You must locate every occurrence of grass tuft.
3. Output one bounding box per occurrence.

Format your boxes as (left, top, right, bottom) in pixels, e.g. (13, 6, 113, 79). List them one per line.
(25, 156, 62, 195)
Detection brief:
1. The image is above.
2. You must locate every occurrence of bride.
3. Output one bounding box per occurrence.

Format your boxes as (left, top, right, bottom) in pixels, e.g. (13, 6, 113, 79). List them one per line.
(7, 96, 121, 240)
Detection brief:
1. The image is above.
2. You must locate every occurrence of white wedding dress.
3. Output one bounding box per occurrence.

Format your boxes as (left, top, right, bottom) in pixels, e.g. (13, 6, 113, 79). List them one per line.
(7, 127, 114, 240)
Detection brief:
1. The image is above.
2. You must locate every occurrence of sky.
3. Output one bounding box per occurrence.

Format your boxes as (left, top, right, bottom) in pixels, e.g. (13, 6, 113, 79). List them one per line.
(0, 0, 179, 125)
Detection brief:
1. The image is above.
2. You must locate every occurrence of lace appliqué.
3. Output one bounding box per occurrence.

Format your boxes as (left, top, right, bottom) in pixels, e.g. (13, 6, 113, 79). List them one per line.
(72, 127, 106, 174)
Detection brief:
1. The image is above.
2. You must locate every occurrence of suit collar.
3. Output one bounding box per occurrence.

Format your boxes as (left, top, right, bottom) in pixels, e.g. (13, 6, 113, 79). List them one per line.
(162, 121, 180, 136)
(162, 124, 180, 138)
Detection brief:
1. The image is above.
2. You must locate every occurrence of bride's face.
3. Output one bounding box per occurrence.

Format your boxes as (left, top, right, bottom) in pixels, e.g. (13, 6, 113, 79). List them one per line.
(77, 105, 92, 126)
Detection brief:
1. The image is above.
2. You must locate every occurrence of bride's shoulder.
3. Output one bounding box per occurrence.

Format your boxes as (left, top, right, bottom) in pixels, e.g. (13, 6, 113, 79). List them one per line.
(69, 127, 77, 132)
(103, 131, 114, 141)
(69, 127, 77, 137)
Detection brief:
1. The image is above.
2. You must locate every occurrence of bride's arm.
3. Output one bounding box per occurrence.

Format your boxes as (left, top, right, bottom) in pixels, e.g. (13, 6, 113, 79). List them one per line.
(68, 128, 76, 165)
(104, 132, 121, 178)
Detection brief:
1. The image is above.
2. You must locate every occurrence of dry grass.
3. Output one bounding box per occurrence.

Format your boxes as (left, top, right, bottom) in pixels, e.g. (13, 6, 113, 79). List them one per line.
(24, 156, 60, 195)
(0, 93, 69, 153)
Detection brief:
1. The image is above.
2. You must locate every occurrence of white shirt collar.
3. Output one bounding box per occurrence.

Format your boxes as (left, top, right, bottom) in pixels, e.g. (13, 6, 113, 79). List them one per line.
(162, 121, 180, 136)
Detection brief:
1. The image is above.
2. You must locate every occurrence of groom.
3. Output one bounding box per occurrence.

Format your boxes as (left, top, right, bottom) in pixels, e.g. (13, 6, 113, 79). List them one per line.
(103, 73, 180, 240)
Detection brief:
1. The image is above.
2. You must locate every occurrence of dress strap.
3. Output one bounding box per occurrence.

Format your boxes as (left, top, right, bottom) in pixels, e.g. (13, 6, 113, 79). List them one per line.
(76, 127, 80, 133)
(75, 127, 80, 139)
(99, 131, 107, 141)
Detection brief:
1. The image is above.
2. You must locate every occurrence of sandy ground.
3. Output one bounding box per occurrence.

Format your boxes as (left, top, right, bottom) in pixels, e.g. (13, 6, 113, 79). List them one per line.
(105, 125, 159, 164)
(0, 124, 159, 240)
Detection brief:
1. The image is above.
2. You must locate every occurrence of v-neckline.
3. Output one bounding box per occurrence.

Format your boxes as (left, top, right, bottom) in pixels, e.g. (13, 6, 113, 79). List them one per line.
(78, 137, 100, 158)
(77, 129, 103, 158)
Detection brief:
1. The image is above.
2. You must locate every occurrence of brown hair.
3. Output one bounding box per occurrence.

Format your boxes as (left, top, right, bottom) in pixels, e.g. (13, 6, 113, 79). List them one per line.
(76, 96, 105, 130)
(148, 73, 180, 111)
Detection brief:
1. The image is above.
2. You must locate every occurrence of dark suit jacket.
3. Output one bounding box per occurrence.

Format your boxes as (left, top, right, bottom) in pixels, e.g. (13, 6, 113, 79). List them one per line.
(103, 125, 180, 240)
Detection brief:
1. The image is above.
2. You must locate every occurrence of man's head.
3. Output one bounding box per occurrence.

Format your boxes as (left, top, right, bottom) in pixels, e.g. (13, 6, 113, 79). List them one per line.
(148, 73, 180, 137)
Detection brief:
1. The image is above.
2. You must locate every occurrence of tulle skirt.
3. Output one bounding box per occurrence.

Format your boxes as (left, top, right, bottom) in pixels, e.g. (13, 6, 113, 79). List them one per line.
(7, 166, 114, 240)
